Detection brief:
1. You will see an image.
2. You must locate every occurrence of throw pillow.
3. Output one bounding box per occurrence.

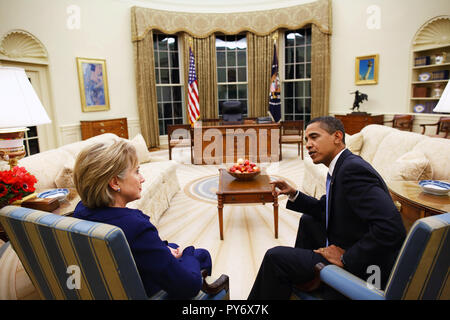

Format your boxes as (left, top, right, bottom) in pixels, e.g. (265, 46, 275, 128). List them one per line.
(346, 132, 364, 155)
(54, 160, 75, 189)
(389, 150, 433, 181)
(131, 134, 152, 164)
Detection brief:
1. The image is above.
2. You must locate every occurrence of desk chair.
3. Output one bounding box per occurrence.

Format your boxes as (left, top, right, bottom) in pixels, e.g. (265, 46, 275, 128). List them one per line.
(167, 124, 193, 163)
(0, 206, 229, 300)
(384, 115, 414, 131)
(292, 213, 450, 300)
(420, 117, 450, 138)
(280, 120, 304, 160)
(222, 101, 243, 123)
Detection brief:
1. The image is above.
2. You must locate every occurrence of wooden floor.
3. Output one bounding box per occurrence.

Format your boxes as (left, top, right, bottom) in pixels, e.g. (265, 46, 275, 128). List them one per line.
(0, 144, 305, 300)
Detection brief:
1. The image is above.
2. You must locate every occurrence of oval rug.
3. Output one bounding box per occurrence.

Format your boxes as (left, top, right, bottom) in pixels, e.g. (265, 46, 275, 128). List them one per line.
(184, 174, 295, 204)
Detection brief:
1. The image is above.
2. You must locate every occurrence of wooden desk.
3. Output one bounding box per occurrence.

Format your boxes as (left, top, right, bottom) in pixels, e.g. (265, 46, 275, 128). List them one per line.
(216, 168, 278, 240)
(335, 114, 384, 135)
(193, 120, 280, 164)
(389, 180, 450, 231)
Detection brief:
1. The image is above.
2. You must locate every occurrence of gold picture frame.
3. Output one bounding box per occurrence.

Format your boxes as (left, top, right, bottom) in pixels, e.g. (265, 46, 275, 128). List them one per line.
(355, 54, 379, 85)
(76, 57, 110, 112)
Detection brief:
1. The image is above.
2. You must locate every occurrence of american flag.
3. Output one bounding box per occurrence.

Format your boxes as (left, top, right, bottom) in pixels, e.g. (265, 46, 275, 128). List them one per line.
(269, 43, 281, 122)
(188, 46, 200, 126)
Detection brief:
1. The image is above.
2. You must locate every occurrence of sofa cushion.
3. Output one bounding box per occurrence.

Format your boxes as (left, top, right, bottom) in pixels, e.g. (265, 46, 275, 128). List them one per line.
(54, 159, 75, 189)
(346, 132, 363, 155)
(389, 150, 433, 181)
(359, 125, 396, 162)
(19, 149, 74, 190)
(61, 133, 121, 159)
(371, 130, 428, 180)
(130, 134, 152, 164)
(412, 138, 450, 180)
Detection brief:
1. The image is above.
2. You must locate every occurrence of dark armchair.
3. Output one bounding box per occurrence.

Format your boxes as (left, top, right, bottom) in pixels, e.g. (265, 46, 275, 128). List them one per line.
(384, 114, 414, 131)
(420, 117, 450, 138)
(167, 124, 193, 163)
(221, 101, 243, 123)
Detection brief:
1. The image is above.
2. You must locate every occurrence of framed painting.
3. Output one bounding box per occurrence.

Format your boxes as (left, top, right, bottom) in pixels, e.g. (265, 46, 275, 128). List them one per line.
(355, 54, 379, 85)
(76, 57, 110, 112)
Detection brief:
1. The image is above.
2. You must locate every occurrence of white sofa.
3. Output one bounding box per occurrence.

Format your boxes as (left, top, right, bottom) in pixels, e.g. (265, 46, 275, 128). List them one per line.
(18, 133, 180, 226)
(301, 124, 450, 198)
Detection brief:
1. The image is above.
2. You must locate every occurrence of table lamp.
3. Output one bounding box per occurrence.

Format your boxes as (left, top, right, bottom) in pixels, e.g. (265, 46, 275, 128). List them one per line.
(433, 81, 450, 113)
(0, 67, 51, 169)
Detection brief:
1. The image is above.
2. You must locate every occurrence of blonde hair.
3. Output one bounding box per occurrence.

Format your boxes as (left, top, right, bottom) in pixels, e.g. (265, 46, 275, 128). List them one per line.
(73, 140, 139, 208)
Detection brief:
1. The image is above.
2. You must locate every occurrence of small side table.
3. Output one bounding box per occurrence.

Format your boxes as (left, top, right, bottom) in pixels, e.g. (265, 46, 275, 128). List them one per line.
(216, 169, 278, 240)
(389, 180, 450, 231)
(0, 188, 79, 241)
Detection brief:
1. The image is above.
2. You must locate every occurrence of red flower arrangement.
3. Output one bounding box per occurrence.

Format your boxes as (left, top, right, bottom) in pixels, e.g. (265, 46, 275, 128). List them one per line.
(0, 166, 37, 208)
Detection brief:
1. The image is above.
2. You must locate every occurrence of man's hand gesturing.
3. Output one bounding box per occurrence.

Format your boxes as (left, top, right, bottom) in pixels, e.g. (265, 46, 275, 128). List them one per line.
(270, 180, 297, 197)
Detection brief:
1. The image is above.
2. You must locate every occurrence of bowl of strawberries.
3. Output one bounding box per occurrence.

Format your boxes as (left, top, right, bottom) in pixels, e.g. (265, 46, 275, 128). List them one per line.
(227, 158, 261, 181)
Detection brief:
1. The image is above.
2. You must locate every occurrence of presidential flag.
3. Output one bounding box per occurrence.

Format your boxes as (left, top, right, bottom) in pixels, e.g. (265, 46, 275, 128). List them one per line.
(188, 46, 200, 126)
(269, 43, 281, 122)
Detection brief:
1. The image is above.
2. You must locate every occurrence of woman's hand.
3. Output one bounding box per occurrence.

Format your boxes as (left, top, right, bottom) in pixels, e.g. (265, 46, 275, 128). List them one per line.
(168, 246, 182, 259)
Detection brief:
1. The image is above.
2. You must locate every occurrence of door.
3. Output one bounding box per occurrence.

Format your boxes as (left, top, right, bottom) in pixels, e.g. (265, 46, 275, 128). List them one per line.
(0, 61, 57, 154)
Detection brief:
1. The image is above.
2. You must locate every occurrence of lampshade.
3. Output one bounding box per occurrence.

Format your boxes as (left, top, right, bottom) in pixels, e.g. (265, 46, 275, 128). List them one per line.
(433, 81, 450, 113)
(0, 67, 51, 128)
(0, 67, 51, 169)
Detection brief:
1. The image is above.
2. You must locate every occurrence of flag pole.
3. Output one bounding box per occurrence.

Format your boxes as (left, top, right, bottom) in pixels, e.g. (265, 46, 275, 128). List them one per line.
(269, 32, 281, 123)
(187, 36, 200, 128)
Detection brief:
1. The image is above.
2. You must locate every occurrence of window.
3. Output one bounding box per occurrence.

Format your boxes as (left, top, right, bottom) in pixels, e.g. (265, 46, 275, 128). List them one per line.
(283, 27, 311, 124)
(24, 126, 39, 156)
(153, 34, 184, 135)
(216, 35, 248, 116)
(24, 77, 39, 156)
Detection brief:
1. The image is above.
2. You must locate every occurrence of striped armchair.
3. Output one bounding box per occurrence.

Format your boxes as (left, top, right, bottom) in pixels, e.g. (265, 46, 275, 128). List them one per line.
(0, 206, 229, 300)
(293, 213, 450, 300)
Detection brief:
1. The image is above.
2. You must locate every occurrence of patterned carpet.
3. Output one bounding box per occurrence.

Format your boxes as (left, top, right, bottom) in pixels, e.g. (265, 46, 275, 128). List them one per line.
(0, 144, 305, 300)
(156, 144, 305, 300)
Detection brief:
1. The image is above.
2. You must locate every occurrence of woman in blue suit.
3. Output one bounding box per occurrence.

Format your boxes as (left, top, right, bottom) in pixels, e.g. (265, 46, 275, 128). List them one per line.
(72, 140, 212, 299)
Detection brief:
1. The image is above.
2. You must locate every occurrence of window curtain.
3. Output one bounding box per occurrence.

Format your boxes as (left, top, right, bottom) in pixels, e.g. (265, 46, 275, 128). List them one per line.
(311, 24, 331, 119)
(246, 32, 275, 118)
(132, 29, 160, 147)
(131, 0, 331, 143)
(182, 34, 218, 120)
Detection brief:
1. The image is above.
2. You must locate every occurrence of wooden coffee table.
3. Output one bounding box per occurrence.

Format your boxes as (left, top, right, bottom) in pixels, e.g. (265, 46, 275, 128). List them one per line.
(389, 180, 450, 231)
(216, 168, 278, 240)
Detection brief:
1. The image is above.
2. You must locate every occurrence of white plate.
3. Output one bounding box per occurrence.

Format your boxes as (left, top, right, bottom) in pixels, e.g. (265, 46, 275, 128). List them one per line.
(418, 180, 450, 196)
(37, 188, 69, 202)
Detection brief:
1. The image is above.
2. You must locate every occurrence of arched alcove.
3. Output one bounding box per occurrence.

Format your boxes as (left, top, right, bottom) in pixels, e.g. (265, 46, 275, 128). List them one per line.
(408, 15, 450, 123)
(0, 29, 56, 152)
(412, 15, 450, 51)
(0, 29, 48, 64)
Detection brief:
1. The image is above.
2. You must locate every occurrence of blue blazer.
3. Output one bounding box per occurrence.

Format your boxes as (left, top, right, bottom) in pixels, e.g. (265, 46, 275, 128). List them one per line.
(73, 202, 212, 298)
(287, 149, 406, 287)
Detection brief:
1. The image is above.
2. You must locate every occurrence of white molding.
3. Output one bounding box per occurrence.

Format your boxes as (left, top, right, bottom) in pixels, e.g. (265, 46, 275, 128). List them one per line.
(0, 29, 48, 63)
(120, 0, 316, 13)
(59, 124, 81, 146)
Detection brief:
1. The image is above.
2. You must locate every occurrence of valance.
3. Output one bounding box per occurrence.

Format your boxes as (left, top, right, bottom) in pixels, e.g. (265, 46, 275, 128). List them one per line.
(131, 0, 331, 41)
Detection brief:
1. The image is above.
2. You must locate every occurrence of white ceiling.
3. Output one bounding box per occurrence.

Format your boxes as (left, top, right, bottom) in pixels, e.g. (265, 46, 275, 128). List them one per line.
(115, 0, 317, 13)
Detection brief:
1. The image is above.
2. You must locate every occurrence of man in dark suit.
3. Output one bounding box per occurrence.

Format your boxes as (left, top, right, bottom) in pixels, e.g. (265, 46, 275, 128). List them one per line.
(248, 116, 406, 299)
